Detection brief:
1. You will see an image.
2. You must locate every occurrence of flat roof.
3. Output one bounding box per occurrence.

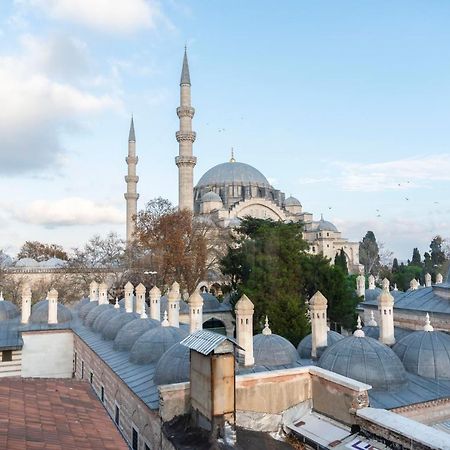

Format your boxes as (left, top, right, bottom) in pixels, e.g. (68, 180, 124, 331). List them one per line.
(0, 378, 129, 449)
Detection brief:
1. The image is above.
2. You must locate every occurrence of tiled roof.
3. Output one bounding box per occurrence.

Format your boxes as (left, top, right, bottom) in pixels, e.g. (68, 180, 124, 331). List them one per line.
(0, 378, 129, 449)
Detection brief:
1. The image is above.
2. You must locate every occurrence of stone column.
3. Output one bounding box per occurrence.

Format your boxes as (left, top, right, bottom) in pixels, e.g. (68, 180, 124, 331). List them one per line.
(188, 290, 203, 334)
(378, 285, 395, 345)
(98, 282, 108, 305)
(21, 283, 32, 324)
(168, 281, 180, 327)
(310, 291, 328, 359)
(124, 281, 134, 313)
(135, 283, 146, 316)
(356, 274, 365, 298)
(149, 286, 161, 321)
(235, 294, 254, 367)
(89, 281, 98, 302)
(48, 288, 58, 325)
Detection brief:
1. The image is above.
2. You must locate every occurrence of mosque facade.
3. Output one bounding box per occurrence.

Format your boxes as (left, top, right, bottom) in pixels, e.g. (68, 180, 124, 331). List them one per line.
(125, 50, 361, 274)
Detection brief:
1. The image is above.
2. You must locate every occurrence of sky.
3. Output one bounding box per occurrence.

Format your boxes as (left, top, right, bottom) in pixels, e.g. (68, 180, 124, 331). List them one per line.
(0, 0, 449, 261)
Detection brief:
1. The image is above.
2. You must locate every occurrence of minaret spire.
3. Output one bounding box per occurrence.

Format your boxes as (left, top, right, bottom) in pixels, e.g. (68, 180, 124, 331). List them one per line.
(125, 116, 139, 243)
(176, 47, 196, 211)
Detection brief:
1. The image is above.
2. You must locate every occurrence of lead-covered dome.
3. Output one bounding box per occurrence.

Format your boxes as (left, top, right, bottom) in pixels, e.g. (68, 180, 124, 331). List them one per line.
(253, 333, 298, 368)
(102, 312, 139, 340)
(393, 330, 450, 380)
(196, 162, 270, 188)
(315, 216, 338, 233)
(84, 304, 112, 328)
(78, 301, 98, 320)
(113, 317, 160, 351)
(284, 196, 301, 207)
(154, 343, 190, 385)
(29, 300, 72, 324)
(201, 191, 222, 203)
(92, 307, 120, 333)
(297, 330, 344, 359)
(129, 325, 189, 365)
(0, 298, 19, 320)
(319, 335, 407, 391)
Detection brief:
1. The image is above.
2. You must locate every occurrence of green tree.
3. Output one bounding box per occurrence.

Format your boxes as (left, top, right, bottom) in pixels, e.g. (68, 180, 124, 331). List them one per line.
(411, 248, 422, 267)
(359, 231, 380, 275)
(334, 249, 348, 275)
(430, 236, 446, 267)
(221, 218, 358, 344)
(392, 258, 399, 273)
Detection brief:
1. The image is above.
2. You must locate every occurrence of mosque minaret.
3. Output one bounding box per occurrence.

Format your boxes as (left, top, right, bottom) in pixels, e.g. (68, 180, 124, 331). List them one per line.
(124, 116, 139, 243)
(175, 48, 197, 211)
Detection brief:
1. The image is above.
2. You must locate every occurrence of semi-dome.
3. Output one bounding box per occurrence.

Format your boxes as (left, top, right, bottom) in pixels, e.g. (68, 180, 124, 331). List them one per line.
(201, 191, 222, 203)
(154, 343, 190, 385)
(84, 304, 113, 328)
(129, 325, 189, 365)
(253, 333, 298, 368)
(319, 335, 407, 391)
(315, 215, 338, 233)
(15, 258, 39, 268)
(92, 308, 120, 333)
(0, 298, 19, 320)
(113, 317, 160, 351)
(284, 196, 301, 207)
(102, 312, 139, 341)
(393, 330, 450, 380)
(29, 300, 72, 324)
(196, 161, 270, 188)
(78, 301, 98, 320)
(297, 330, 344, 359)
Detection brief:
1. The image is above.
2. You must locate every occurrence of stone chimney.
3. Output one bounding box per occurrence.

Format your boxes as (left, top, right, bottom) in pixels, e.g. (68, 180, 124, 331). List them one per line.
(382, 278, 390, 290)
(436, 273, 443, 284)
(410, 279, 419, 290)
(310, 291, 328, 359)
(235, 294, 254, 367)
(188, 290, 204, 333)
(124, 281, 134, 313)
(21, 283, 32, 324)
(48, 288, 58, 325)
(149, 286, 161, 321)
(378, 286, 395, 345)
(368, 274, 375, 290)
(425, 273, 432, 287)
(168, 281, 180, 327)
(98, 282, 108, 305)
(89, 281, 98, 302)
(135, 283, 146, 316)
(356, 274, 365, 298)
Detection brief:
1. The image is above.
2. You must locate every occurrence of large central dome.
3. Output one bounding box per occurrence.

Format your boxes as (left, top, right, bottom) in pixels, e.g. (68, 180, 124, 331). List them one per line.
(196, 161, 271, 188)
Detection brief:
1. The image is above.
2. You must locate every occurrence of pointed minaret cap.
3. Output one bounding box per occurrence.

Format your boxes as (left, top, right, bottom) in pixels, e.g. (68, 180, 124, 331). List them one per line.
(353, 316, 365, 337)
(114, 297, 120, 309)
(368, 310, 377, 327)
(423, 313, 434, 332)
(262, 316, 272, 335)
(136, 283, 146, 294)
(180, 47, 191, 85)
(235, 293, 254, 312)
(129, 116, 136, 142)
(150, 285, 161, 298)
(168, 281, 180, 300)
(309, 291, 327, 307)
(161, 310, 170, 327)
(188, 290, 203, 306)
(382, 278, 390, 290)
(48, 288, 58, 301)
(124, 281, 134, 291)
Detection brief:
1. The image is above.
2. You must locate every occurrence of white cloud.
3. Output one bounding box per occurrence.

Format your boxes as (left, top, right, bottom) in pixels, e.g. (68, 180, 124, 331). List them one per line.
(20, 0, 164, 33)
(14, 197, 123, 227)
(0, 33, 121, 174)
(335, 154, 450, 192)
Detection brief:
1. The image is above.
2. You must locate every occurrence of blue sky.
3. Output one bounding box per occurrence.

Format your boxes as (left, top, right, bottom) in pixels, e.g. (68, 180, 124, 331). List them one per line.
(0, 0, 449, 261)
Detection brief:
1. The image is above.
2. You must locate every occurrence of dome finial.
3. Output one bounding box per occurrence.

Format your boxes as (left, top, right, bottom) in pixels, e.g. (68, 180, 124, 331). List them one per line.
(353, 316, 365, 337)
(114, 297, 120, 309)
(262, 315, 272, 335)
(161, 310, 169, 327)
(230, 147, 236, 163)
(320, 213, 324, 221)
(368, 310, 377, 326)
(0, 291, 3, 301)
(424, 313, 434, 332)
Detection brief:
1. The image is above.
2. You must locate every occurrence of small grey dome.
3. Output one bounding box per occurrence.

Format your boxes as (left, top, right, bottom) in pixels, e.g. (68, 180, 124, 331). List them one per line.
(364, 288, 382, 303)
(363, 326, 412, 342)
(29, 300, 72, 324)
(154, 343, 190, 385)
(196, 161, 270, 188)
(201, 191, 222, 203)
(253, 334, 298, 368)
(79, 301, 98, 320)
(84, 304, 113, 328)
(113, 317, 160, 351)
(102, 312, 139, 341)
(0, 300, 19, 320)
(160, 297, 189, 315)
(92, 308, 121, 333)
(315, 216, 338, 233)
(319, 336, 407, 391)
(393, 330, 450, 380)
(38, 258, 67, 268)
(201, 292, 221, 311)
(297, 331, 344, 359)
(284, 196, 301, 207)
(74, 297, 90, 310)
(129, 326, 189, 365)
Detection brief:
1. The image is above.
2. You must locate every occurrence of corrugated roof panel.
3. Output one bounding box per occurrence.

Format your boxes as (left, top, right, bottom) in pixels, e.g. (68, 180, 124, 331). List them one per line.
(180, 329, 241, 355)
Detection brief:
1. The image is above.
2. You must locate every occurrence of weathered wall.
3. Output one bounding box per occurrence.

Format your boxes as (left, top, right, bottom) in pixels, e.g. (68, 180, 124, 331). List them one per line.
(21, 330, 73, 378)
(393, 398, 450, 425)
(73, 334, 160, 450)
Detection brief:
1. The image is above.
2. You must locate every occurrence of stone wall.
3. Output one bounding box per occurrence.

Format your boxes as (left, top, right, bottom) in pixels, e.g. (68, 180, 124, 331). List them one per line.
(73, 334, 161, 450)
(393, 397, 450, 425)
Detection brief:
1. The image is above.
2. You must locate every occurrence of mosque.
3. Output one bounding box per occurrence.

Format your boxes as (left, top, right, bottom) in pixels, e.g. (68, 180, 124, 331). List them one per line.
(124, 50, 361, 274)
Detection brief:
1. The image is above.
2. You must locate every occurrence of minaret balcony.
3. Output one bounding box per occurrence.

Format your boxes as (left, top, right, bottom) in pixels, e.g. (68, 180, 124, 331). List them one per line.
(177, 106, 195, 118)
(175, 155, 197, 167)
(125, 175, 139, 183)
(176, 131, 196, 143)
(124, 193, 139, 200)
(126, 156, 138, 164)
